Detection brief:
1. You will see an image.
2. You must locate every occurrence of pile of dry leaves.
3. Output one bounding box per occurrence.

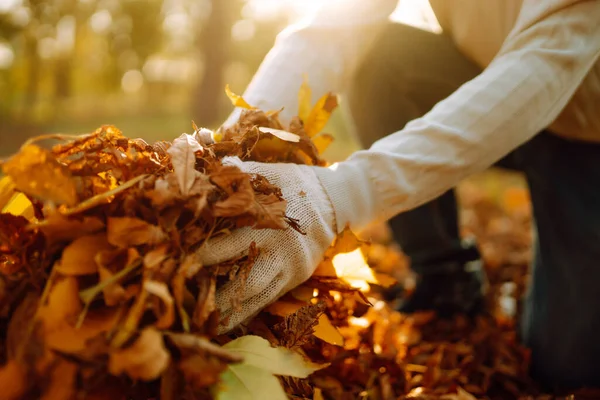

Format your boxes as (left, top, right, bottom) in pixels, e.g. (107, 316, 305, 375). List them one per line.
(0, 83, 583, 400)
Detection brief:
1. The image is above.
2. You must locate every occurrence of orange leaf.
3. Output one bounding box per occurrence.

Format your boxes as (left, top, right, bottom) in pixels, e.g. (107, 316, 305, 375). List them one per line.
(109, 328, 170, 381)
(40, 359, 77, 400)
(314, 314, 344, 346)
(2, 144, 78, 206)
(44, 307, 121, 354)
(54, 233, 112, 276)
(43, 276, 83, 326)
(0, 361, 28, 400)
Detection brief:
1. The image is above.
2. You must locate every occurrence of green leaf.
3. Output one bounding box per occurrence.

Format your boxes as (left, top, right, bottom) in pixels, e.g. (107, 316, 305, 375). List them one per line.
(222, 335, 326, 378)
(214, 364, 288, 400)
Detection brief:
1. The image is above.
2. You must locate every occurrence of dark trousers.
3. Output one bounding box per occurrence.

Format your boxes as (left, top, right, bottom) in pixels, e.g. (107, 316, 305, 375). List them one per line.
(347, 23, 600, 390)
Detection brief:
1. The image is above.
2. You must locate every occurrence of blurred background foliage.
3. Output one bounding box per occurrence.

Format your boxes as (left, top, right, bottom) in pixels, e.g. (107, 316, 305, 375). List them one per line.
(0, 0, 363, 159)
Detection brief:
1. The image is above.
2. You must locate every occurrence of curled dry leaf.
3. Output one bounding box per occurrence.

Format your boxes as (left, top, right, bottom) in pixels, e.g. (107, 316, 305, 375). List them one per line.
(144, 280, 175, 329)
(167, 133, 204, 196)
(107, 217, 167, 247)
(109, 328, 170, 381)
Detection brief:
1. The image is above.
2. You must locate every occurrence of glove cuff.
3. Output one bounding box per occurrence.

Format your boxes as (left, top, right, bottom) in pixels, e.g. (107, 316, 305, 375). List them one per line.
(313, 161, 375, 234)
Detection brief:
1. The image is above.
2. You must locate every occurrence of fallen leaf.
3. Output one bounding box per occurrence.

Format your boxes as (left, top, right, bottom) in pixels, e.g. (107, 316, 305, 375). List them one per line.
(44, 307, 121, 354)
(108, 328, 170, 381)
(180, 353, 228, 389)
(223, 335, 326, 378)
(43, 276, 83, 325)
(54, 233, 113, 276)
(40, 359, 77, 400)
(0, 360, 28, 400)
(273, 302, 325, 348)
(167, 133, 204, 196)
(215, 363, 288, 400)
(107, 217, 167, 247)
(2, 144, 78, 206)
(35, 215, 105, 245)
(313, 314, 344, 346)
(144, 280, 175, 329)
(211, 166, 255, 217)
(225, 84, 256, 110)
(332, 248, 395, 290)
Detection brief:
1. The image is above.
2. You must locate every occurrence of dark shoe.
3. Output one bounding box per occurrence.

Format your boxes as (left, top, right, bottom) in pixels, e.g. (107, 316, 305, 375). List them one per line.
(396, 258, 488, 317)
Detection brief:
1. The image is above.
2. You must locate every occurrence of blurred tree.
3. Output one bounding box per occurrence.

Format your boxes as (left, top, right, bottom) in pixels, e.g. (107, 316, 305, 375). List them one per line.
(191, 0, 242, 127)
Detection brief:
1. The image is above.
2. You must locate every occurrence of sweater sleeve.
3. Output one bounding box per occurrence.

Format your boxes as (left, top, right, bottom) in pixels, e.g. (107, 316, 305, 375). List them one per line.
(223, 0, 399, 126)
(314, 0, 600, 233)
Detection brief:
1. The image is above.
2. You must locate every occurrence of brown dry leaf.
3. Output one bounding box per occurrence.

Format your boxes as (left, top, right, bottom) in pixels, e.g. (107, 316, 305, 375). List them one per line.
(2, 144, 79, 206)
(54, 233, 113, 276)
(40, 359, 78, 400)
(193, 274, 217, 329)
(143, 244, 169, 270)
(225, 84, 256, 110)
(144, 280, 175, 329)
(211, 165, 255, 217)
(94, 247, 141, 306)
(303, 93, 338, 138)
(109, 328, 170, 381)
(42, 276, 83, 326)
(35, 215, 105, 245)
(107, 217, 167, 247)
(246, 193, 287, 230)
(273, 302, 325, 349)
(44, 307, 121, 354)
(166, 133, 204, 196)
(0, 360, 29, 400)
(180, 353, 228, 389)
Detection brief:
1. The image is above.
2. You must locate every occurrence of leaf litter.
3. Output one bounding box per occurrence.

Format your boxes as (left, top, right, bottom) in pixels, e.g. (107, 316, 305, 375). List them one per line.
(0, 85, 587, 400)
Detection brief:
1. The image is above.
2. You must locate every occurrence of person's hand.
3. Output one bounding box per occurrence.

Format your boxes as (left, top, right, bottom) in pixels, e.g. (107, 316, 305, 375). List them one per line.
(196, 157, 338, 333)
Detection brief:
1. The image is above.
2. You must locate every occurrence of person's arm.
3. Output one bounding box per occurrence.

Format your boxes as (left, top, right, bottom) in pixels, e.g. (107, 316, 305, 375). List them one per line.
(223, 0, 399, 126)
(316, 0, 600, 233)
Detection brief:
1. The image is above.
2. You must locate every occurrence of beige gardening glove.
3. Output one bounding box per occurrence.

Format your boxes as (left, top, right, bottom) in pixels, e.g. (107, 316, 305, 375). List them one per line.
(198, 157, 338, 334)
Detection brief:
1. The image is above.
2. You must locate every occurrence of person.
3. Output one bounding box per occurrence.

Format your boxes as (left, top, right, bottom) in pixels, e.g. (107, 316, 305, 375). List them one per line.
(198, 0, 600, 390)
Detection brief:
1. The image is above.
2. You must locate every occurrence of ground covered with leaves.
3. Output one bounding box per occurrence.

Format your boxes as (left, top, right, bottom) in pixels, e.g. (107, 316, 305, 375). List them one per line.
(0, 86, 594, 400)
